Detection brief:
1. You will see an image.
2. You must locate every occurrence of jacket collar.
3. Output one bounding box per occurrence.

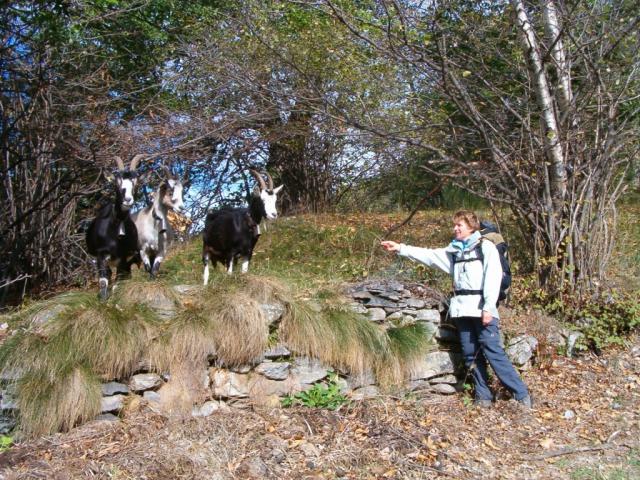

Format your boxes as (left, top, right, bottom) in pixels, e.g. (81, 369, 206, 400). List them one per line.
(446, 230, 481, 253)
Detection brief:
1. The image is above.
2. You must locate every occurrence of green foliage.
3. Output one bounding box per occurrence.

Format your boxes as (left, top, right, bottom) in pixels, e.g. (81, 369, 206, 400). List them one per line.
(0, 435, 13, 452)
(281, 372, 348, 410)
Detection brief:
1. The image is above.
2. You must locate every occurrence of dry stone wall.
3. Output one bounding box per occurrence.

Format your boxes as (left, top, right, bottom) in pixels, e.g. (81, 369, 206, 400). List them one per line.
(0, 279, 545, 430)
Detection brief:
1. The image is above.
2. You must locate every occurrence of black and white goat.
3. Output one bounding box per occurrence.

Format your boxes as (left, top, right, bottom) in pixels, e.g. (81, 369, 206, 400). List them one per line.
(132, 166, 186, 278)
(202, 170, 283, 284)
(86, 155, 144, 299)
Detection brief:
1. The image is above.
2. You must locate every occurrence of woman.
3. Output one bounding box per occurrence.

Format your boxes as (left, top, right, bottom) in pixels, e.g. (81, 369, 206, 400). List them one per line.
(381, 210, 531, 408)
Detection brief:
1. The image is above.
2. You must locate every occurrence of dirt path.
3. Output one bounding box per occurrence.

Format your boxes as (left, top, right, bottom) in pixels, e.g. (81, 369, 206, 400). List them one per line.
(1, 337, 639, 479)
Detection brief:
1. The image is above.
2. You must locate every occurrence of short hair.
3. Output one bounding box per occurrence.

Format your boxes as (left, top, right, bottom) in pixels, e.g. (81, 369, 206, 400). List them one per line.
(453, 210, 480, 232)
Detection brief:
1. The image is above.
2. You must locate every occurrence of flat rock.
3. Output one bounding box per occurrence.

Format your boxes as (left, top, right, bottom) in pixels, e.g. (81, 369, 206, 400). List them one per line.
(192, 400, 223, 417)
(406, 298, 426, 309)
(143, 391, 161, 403)
(436, 326, 459, 343)
(429, 374, 458, 385)
(263, 345, 292, 359)
(415, 309, 441, 322)
(101, 381, 129, 396)
(349, 302, 369, 314)
(255, 361, 290, 380)
(210, 369, 250, 398)
(430, 383, 457, 395)
(129, 373, 163, 392)
(101, 394, 126, 413)
(350, 385, 380, 400)
(291, 358, 328, 385)
(260, 302, 286, 324)
(365, 297, 399, 309)
(411, 351, 458, 380)
(351, 290, 373, 300)
(506, 335, 538, 366)
(367, 308, 386, 322)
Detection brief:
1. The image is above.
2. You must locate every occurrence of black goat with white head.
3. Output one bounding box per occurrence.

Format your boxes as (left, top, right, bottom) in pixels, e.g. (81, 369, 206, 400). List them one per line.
(132, 165, 187, 278)
(202, 170, 283, 284)
(85, 155, 144, 299)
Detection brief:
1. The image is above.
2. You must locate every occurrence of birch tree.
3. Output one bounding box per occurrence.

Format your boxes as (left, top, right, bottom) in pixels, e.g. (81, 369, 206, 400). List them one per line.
(315, 0, 639, 299)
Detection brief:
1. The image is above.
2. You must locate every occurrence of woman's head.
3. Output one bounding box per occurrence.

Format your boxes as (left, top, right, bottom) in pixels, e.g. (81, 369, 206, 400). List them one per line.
(452, 210, 480, 241)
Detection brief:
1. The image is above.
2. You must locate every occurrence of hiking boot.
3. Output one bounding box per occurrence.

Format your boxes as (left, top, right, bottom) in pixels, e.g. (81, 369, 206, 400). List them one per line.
(474, 399, 493, 408)
(517, 395, 533, 409)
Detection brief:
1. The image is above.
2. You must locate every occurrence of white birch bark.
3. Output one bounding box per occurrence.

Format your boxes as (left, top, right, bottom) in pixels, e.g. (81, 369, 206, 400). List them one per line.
(513, 0, 567, 201)
(541, 0, 573, 116)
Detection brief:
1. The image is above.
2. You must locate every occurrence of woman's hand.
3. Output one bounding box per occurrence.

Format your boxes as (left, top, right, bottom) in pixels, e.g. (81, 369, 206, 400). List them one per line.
(481, 310, 493, 326)
(380, 240, 401, 252)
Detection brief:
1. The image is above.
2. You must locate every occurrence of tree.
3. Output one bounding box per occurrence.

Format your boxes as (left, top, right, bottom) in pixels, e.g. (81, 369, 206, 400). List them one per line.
(314, 0, 639, 299)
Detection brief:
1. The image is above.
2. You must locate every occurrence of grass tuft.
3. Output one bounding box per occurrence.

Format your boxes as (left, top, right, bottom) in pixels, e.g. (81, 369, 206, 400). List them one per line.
(17, 365, 101, 436)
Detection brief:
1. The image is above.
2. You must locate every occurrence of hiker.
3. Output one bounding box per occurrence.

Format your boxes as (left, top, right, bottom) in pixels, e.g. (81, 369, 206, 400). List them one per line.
(380, 210, 532, 408)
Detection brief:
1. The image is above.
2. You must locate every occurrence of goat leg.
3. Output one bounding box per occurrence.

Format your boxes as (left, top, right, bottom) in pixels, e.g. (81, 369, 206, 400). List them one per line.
(97, 255, 110, 300)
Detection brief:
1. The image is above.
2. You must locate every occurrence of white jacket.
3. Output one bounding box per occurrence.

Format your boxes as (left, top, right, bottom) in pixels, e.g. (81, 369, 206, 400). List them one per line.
(398, 236, 502, 319)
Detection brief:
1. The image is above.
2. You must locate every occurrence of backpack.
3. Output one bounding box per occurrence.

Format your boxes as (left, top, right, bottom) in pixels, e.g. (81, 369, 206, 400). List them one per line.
(451, 220, 512, 304)
(478, 221, 512, 303)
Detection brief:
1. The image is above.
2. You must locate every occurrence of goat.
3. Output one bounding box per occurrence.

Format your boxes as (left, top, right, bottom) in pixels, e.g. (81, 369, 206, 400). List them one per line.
(202, 170, 283, 284)
(132, 166, 186, 278)
(85, 155, 144, 299)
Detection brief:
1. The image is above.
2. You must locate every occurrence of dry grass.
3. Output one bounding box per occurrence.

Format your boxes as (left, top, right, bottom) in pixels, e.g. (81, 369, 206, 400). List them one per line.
(280, 303, 431, 387)
(17, 366, 101, 437)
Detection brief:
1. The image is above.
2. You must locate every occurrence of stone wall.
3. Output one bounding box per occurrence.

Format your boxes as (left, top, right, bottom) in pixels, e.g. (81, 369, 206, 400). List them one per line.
(0, 279, 545, 429)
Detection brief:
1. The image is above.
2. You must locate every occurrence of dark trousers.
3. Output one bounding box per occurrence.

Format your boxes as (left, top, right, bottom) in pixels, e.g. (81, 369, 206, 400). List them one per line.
(454, 316, 529, 401)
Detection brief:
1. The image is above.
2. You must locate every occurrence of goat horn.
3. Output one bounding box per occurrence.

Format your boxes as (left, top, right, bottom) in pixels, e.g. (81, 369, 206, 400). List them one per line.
(161, 164, 174, 178)
(265, 171, 274, 190)
(249, 169, 267, 191)
(114, 156, 125, 171)
(129, 154, 146, 171)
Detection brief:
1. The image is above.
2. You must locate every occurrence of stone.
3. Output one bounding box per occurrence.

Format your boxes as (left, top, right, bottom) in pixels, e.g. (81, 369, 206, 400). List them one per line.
(230, 364, 252, 374)
(236, 457, 269, 479)
(429, 383, 457, 395)
(406, 298, 426, 309)
(349, 302, 369, 315)
(263, 345, 292, 359)
(429, 374, 458, 385)
(210, 369, 250, 398)
(436, 326, 459, 343)
(291, 358, 328, 384)
(0, 387, 17, 410)
(101, 394, 126, 413)
(101, 382, 129, 396)
(129, 373, 163, 392)
(143, 391, 161, 403)
(172, 284, 200, 296)
(192, 400, 222, 417)
(94, 413, 120, 423)
(30, 304, 67, 328)
(365, 297, 399, 309)
(564, 410, 576, 420)
(350, 385, 379, 400)
(0, 414, 16, 434)
(387, 311, 403, 320)
(506, 335, 539, 367)
(367, 308, 386, 322)
(566, 331, 585, 357)
(345, 370, 376, 389)
(411, 351, 458, 380)
(144, 291, 176, 320)
(421, 322, 437, 341)
(260, 302, 286, 324)
(255, 361, 290, 381)
(415, 309, 441, 322)
(378, 291, 400, 301)
(401, 309, 419, 317)
(351, 290, 373, 300)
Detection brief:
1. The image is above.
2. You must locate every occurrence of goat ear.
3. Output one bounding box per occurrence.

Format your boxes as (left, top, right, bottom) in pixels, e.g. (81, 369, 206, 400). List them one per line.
(273, 185, 284, 195)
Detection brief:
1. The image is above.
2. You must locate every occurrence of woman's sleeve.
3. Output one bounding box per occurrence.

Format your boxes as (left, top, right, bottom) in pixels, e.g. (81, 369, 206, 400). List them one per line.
(397, 244, 452, 274)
